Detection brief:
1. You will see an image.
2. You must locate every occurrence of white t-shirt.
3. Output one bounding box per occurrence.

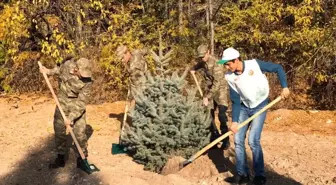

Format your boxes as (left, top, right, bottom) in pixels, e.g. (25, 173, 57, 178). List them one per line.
(225, 59, 269, 108)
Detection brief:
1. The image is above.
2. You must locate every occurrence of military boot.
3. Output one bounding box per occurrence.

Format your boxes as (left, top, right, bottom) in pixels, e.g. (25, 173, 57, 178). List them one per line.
(224, 174, 250, 184)
(49, 154, 65, 168)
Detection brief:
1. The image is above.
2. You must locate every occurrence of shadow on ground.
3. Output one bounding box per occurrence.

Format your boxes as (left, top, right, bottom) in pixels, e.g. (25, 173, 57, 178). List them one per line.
(108, 113, 124, 124)
(208, 147, 302, 185)
(0, 125, 105, 185)
(109, 112, 132, 130)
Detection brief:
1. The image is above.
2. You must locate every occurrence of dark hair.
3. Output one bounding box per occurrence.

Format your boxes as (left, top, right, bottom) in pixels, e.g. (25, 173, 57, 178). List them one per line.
(232, 57, 242, 63)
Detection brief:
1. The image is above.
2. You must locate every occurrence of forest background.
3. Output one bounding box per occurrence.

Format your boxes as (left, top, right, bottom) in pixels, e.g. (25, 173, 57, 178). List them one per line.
(0, 0, 335, 110)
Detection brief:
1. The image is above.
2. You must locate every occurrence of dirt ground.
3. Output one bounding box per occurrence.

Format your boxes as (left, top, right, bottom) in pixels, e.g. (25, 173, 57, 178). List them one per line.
(0, 94, 335, 185)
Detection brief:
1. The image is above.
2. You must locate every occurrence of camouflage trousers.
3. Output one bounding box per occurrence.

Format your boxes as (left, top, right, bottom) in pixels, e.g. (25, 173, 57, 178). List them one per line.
(53, 106, 88, 157)
(211, 89, 228, 109)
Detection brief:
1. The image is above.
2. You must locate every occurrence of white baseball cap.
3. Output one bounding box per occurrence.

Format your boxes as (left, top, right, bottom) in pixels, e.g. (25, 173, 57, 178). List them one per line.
(217, 47, 240, 64)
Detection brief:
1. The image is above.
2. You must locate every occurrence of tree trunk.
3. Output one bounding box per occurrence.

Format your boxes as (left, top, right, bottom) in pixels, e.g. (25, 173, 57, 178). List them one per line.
(165, 0, 169, 19)
(188, 0, 191, 18)
(159, 29, 164, 72)
(179, 0, 183, 34)
(206, 0, 210, 40)
(76, 4, 83, 46)
(140, 0, 145, 14)
(209, 0, 214, 54)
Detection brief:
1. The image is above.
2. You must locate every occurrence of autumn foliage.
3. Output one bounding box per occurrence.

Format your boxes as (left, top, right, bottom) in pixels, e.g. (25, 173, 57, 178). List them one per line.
(0, 0, 335, 108)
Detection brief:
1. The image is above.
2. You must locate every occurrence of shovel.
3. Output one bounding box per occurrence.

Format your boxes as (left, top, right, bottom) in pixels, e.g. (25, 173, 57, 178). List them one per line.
(112, 89, 130, 154)
(38, 61, 99, 174)
(190, 71, 204, 97)
(179, 96, 282, 169)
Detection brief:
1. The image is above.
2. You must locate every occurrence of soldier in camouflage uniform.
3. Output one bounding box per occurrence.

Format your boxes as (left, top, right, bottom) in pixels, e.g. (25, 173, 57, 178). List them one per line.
(116, 45, 148, 98)
(39, 58, 93, 170)
(190, 44, 230, 149)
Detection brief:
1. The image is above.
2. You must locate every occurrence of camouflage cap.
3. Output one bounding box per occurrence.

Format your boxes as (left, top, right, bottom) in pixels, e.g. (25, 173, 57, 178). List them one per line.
(67, 60, 77, 72)
(63, 60, 77, 76)
(76, 58, 92, 78)
(197, 44, 209, 58)
(116, 45, 128, 60)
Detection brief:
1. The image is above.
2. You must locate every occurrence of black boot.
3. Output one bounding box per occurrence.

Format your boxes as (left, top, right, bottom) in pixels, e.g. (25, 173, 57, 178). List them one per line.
(49, 154, 65, 169)
(253, 176, 267, 185)
(224, 174, 250, 184)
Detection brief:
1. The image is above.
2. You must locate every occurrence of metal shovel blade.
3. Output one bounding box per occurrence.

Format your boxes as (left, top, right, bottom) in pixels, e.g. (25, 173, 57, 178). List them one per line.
(112, 143, 127, 155)
(179, 159, 192, 169)
(78, 159, 100, 174)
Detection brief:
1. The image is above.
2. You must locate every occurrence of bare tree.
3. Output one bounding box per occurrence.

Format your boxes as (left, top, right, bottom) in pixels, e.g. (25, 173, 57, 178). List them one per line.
(209, 0, 214, 54)
(179, 0, 183, 33)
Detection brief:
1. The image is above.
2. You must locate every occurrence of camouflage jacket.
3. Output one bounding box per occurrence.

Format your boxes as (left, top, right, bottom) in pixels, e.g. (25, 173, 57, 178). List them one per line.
(47, 60, 92, 122)
(192, 55, 228, 106)
(126, 49, 148, 85)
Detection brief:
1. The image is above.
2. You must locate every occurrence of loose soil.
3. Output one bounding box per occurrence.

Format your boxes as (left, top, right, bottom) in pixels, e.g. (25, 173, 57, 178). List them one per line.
(0, 94, 335, 185)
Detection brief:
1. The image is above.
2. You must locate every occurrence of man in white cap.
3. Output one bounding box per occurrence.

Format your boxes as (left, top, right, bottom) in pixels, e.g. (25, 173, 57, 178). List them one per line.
(217, 48, 290, 185)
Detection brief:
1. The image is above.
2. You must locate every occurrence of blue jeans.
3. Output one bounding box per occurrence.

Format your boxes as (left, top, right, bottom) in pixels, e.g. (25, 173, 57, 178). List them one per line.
(234, 99, 268, 177)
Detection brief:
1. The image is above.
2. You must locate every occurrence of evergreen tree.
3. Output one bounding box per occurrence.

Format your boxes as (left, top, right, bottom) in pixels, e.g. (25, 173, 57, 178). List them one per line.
(120, 70, 211, 172)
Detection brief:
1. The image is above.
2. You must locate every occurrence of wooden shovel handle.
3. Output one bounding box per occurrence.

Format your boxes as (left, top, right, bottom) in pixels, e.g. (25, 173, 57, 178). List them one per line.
(38, 61, 86, 160)
(123, 89, 131, 125)
(190, 71, 203, 97)
(185, 96, 282, 163)
(119, 89, 130, 143)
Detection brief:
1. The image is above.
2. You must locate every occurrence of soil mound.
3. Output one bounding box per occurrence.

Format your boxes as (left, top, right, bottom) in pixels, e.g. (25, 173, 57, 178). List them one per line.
(161, 156, 185, 175)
